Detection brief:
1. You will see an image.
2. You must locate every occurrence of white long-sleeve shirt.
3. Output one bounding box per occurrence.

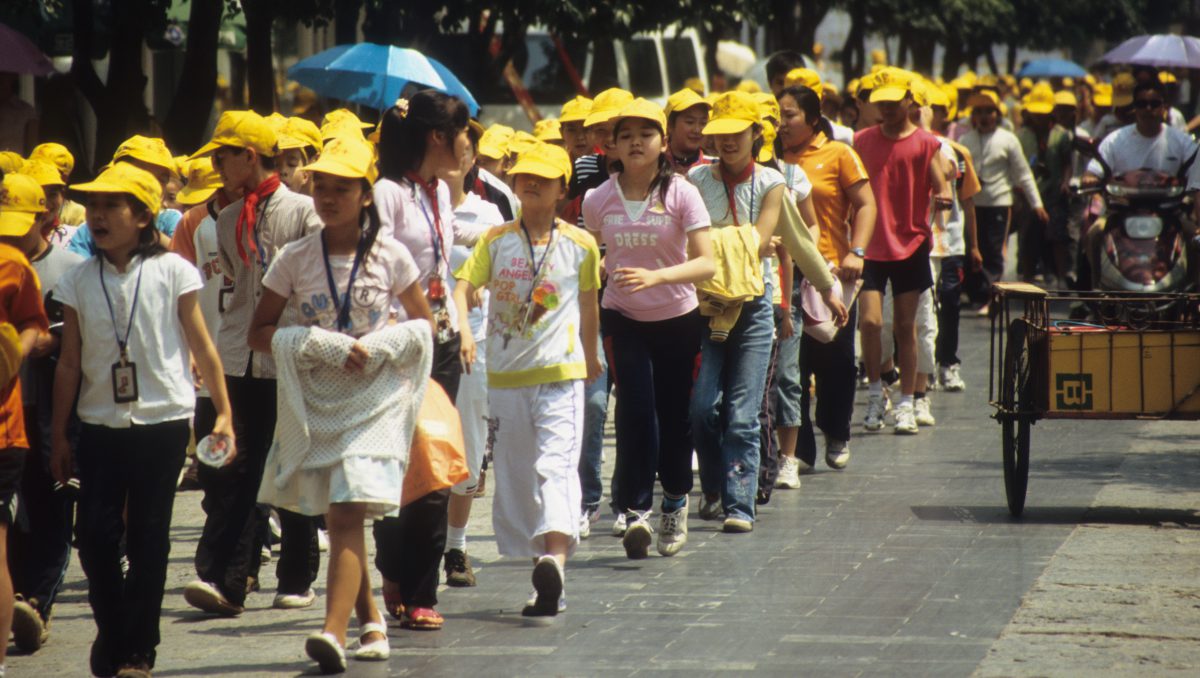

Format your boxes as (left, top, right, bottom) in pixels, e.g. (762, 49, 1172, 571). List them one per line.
(1087, 123, 1200, 191)
(959, 127, 1044, 209)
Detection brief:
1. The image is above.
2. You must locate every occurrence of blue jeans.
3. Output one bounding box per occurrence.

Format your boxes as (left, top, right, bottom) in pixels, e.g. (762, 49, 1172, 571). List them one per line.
(691, 291, 775, 522)
(579, 335, 612, 513)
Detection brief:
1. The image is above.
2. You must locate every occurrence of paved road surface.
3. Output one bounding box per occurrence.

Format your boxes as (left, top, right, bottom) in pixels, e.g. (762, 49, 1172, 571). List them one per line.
(9, 316, 1200, 677)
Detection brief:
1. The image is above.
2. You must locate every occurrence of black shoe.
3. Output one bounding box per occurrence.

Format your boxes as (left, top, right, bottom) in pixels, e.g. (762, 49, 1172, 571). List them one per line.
(443, 548, 477, 587)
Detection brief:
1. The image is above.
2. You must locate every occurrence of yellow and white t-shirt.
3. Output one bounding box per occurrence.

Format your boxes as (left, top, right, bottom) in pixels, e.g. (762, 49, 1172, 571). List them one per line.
(455, 219, 600, 389)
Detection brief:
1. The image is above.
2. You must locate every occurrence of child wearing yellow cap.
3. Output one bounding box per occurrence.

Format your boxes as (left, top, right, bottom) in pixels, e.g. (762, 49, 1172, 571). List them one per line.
(65, 135, 185, 258)
(561, 89, 634, 226)
(183, 109, 325, 622)
(49, 162, 232, 678)
(581, 99, 715, 558)
(246, 135, 432, 673)
(663, 88, 713, 173)
(1, 168, 85, 656)
(373, 90, 484, 633)
(0, 171, 51, 678)
(453, 141, 601, 618)
(28, 143, 86, 227)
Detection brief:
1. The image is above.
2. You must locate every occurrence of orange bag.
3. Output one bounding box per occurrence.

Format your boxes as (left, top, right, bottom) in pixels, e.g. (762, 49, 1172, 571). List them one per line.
(401, 380, 469, 507)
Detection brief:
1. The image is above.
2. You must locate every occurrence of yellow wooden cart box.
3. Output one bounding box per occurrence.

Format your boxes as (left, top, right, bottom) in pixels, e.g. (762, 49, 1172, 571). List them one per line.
(1045, 328, 1200, 416)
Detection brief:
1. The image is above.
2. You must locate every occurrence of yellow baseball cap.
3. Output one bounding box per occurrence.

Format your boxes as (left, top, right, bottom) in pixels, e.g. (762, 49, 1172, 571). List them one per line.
(274, 116, 323, 152)
(926, 84, 952, 110)
(72, 163, 163, 215)
(614, 98, 667, 132)
(847, 78, 861, 97)
(823, 83, 839, 98)
(322, 108, 374, 130)
(702, 91, 761, 135)
(968, 90, 1001, 111)
(1112, 73, 1135, 107)
(176, 157, 223, 206)
(753, 93, 780, 124)
(684, 77, 705, 94)
(1159, 70, 1178, 85)
(0, 173, 47, 237)
(1053, 90, 1078, 108)
(784, 68, 822, 92)
(1022, 83, 1056, 115)
(0, 152, 24, 174)
(559, 95, 594, 124)
(938, 83, 959, 118)
(192, 110, 280, 159)
(1093, 82, 1113, 107)
(28, 143, 74, 178)
(506, 131, 540, 157)
(584, 88, 635, 127)
(533, 117, 564, 142)
(478, 124, 515, 160)
(303, 135, 379, 184)
(1019, 77, 1034, 92)
(508, 141, 572, 183)
(1062, 77, 1075, 89)
(869, 68, 916, 103)
(664, 88, 710, 118)
(113, 135, 178, 178)
(19, 159, 66, 188)
(735, 80, 762, 94)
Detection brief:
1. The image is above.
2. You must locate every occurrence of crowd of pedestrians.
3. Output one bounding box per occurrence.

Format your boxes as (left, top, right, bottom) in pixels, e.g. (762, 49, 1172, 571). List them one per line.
(0, 52, 1192, 677)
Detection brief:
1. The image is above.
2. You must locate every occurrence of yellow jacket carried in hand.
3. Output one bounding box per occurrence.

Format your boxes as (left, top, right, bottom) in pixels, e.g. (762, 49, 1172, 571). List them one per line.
(696, 224, 763, 342)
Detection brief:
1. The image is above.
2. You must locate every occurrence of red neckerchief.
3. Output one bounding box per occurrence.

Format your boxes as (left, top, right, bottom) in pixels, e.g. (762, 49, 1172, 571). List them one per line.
(236, 174, 281, 266)
(404, 171, 442, 232)
(719, 161, 755, 224)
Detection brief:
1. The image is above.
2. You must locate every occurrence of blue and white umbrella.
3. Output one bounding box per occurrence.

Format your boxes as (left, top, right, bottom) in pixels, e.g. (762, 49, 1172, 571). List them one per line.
(288, 43, 479, 115)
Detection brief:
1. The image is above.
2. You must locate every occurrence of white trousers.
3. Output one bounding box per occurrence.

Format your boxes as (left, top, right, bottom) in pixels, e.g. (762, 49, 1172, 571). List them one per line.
(452, 356, 488, 496)
(489, 380, 584, 558)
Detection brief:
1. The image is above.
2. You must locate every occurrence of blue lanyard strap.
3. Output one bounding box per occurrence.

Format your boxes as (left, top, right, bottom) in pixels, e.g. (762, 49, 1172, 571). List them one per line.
(320, 231, 367, 333)
(98, 257, 145, 359)
(519, 219, 557, 303)
(414, 184, 447, 276)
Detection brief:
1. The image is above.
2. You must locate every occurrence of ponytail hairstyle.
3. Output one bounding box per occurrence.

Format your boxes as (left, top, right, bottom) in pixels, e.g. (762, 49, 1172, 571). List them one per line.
(779, 85, 834, 141)
(358, 179, 383, 258)
(377, 90, 471, 182)
(609, 116, 676, 204)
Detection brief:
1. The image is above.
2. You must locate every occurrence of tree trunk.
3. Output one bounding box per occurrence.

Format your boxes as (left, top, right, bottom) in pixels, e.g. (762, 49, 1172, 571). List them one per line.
(984, 45, 999, 76)
(334, 0, 362, 45)
(796, 0, 832, 55)
(242, 0, 276, 114)
(896, 31, 909, 69)
(942, 39, 964, 81)
(1006, 42, 1018, 75)
(164, 0, 223, 155)
(841, 2, 865, 80)
(71, 0, 153, 171)
(910, 33, 936, 75)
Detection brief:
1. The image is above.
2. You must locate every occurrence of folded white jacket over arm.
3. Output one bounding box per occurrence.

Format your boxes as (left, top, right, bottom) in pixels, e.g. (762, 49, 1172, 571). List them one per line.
(268, 320, 433, 490)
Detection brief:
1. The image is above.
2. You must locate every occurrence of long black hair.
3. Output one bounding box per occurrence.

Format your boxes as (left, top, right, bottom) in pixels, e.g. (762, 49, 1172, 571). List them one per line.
(777, 85, 835, 146)
(377, 90, 470, 181)
(125, 195, 167, 259)
(609, 116, 675, 204)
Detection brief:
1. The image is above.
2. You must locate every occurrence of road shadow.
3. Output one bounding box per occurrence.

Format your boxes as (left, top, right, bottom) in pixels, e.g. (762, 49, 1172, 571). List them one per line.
(910, 504, 1200, 526)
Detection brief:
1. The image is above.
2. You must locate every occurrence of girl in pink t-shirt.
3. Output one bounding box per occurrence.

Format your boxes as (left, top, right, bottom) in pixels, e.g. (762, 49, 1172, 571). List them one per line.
(581, 98, 714, 560)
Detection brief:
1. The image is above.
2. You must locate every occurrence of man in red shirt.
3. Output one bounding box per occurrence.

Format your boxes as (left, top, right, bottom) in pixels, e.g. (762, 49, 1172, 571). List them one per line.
(853, 70, 951, 435)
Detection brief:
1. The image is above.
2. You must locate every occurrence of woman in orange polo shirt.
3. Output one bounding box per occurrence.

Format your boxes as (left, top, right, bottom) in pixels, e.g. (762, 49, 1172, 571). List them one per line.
(776, 85, 877, 474)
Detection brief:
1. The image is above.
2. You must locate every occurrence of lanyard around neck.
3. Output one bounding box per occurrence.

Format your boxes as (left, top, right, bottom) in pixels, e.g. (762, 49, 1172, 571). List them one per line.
(98, 256, 145, 360)
(519, 218, 557, 302)
(320, 231, 367, 333)
(408, 176, 446, 275)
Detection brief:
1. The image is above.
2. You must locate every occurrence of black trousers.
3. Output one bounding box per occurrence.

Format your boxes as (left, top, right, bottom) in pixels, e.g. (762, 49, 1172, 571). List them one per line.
(603, 309, 702, 513)
(373, 335, 460, 606)
(797, 303, 858, 466)
(76, 421, 188, 673)
(969, 205, 1011, 302)
(935, 256, 965, 367)
(373, 488, 450, 608)
(194, 375, 317, 604)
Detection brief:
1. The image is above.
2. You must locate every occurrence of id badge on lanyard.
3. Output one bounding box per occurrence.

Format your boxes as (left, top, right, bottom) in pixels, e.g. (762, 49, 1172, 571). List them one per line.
(99, 259, 145, 404)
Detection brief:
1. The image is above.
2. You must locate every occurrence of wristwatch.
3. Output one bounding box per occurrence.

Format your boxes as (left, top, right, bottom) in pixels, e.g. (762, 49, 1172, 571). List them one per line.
(850, 247, 865, 257)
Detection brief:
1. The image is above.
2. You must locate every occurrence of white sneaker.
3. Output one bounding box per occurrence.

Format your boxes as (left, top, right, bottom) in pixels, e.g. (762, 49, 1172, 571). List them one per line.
(893, 403, 919, 434)
(622, 511, 653, 559)
(317, 528, 330, 552)
(611, 512, 627, 537)
(939, 364, 966, 392)
(914, 397, 936, 426)
(579, 507, 597, 540)
(825, 440, 850, 469)
(775, 456, 802, 489)
(864, 394, 887, 431)
(657, 499, 688, 557)
(273, 588, 317, 609)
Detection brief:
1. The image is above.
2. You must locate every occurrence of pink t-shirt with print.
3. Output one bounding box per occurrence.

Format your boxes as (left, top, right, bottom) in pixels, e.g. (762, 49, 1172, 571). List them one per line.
(582, 174, 711, 322)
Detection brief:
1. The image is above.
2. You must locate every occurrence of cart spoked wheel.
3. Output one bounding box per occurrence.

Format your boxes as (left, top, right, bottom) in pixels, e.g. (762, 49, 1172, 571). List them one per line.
(1001, 320, 1033, 517)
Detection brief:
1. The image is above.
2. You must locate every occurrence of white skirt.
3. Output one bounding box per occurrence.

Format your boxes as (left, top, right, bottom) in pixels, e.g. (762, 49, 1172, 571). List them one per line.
(258, 449, 403, 520)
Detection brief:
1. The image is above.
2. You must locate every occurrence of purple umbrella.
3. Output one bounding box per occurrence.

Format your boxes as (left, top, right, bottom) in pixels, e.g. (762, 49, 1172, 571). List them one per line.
(0, 22, 55, 76)
(1101, 34, 1200, 69)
